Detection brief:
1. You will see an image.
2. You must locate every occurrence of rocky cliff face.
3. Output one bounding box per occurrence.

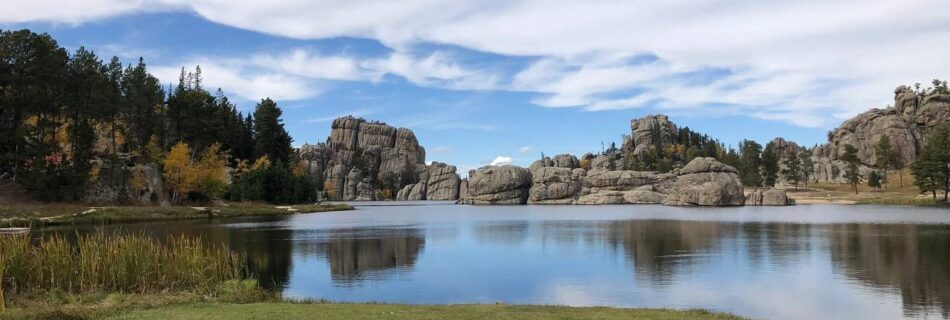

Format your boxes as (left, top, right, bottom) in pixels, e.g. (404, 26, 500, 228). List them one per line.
(663, 157, 745, 206)
(300, 116, 460, 201)
(808, 85, 949, 182)
(621, 114, 678, 156)
(745, 188, 792, 206)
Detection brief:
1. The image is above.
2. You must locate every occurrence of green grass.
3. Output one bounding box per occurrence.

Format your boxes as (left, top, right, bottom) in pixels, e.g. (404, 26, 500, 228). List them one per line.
(0, 293, 743, 320)
(0, 203, 352, 227)
(855, 196, 949, 206)
(106, 303, 743, 320)
(0, 233, 244, 295)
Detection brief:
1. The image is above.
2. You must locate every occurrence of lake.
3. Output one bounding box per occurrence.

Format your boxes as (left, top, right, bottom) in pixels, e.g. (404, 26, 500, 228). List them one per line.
(43, 203, 950, 320)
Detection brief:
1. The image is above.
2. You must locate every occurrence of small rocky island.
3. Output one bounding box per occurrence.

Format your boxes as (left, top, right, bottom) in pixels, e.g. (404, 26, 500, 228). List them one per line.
(295, 83, 948, 207)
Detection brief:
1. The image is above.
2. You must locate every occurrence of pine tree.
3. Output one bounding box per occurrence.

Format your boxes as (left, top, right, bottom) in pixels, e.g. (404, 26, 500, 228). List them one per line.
(253, 98, 293, 164)
(761, 143, 780, 188)
(841, 144, 861, 194)
(874, 135, 895, 190)
(781, 150, 802, 190)
(738, 140, 763, 188)
(868, 171, 882, 190)
(911, 124, 950, 200)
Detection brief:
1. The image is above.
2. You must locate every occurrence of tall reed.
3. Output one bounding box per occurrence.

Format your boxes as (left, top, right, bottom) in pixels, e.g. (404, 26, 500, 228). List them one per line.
(0, 233, 244, 295)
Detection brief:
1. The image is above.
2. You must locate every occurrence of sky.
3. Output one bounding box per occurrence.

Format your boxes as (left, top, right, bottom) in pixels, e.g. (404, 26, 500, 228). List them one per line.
(3, 0, 949, 173)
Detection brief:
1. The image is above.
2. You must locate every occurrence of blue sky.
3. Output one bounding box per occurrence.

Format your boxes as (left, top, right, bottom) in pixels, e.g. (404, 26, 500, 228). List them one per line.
(3, 1, 949, 172)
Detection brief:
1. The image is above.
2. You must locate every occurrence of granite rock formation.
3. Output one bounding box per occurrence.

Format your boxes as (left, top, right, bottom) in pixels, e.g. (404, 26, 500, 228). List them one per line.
(810, 85, 949, 182)
(663, 157, 745, 206)
(298, 116, 460, 201)
(745, 188, 792, 206)
(622, 114, 678, 156)
(463, 165, 532, 205)
(528, 167, 585, 204)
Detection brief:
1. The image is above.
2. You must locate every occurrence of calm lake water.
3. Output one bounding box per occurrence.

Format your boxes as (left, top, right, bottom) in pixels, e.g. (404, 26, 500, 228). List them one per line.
(44, 203, 950, 320)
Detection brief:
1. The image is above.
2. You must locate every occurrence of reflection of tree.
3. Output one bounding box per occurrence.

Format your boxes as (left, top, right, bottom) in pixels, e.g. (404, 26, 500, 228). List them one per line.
(326, 228, 424, 282)
(607, 220, 735, 283)
(830, 224, 950, 318)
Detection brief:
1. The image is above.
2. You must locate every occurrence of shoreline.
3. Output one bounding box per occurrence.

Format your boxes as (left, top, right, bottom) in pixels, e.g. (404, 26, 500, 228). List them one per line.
(0, 203, 353, 228)
(0, 292, 743, 320)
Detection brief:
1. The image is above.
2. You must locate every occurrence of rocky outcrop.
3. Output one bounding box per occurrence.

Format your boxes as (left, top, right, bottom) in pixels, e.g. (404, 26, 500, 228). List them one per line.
(528, 167, 584, 204)
(663, 157, 744, 206)
(745, 188, 792, 206)
(810, 85, 950, 182)
(300, 116, 447, 200)
(425, 162, 461, 200)
(529, 154, 579, 173)
(343, 169, 376, 201)
(575, 186, 667, 205)
(396, 183, 426, 200)
(465, 165, 532, 205)
(622, 114, 678, 156)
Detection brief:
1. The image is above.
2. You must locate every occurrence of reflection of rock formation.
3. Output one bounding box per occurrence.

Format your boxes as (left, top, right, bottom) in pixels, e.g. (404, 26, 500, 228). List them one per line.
(830, 224, 950, 317)
(473, 221, 530, 244)
(607, 220, 733, 283)
(326, 229, 424, 281)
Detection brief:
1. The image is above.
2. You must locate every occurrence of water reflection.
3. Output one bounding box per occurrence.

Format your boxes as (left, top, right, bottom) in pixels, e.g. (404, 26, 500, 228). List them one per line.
(829, 224, 950, 318)
(324, 229, 424, 283)
(36, 205, 950, 320)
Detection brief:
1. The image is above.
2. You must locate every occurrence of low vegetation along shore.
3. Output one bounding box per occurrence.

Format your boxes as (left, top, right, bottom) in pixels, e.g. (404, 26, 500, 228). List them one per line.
(0, 233, 741, 320)
(0, 203, 353, 228)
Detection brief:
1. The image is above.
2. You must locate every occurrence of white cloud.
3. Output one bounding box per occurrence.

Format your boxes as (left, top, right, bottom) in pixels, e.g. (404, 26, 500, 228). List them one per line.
(489, 156, 512, 166)
(518, 146, 533, 154)
(8, 0, 950, 127)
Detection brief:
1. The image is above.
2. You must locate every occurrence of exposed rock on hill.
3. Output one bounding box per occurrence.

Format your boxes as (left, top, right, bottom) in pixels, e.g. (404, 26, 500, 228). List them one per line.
(809, 85, 949, 182)
(663, 157, 745, 206)
(463, 165, 532, 205)
(622, 114, 678, 156)
(300, 116, 459, 201)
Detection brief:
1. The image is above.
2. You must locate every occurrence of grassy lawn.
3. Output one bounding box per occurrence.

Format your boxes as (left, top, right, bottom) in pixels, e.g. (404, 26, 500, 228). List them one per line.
(0, 297, 742, 320)
(0, 202, 352, 227)
(106, 303, 742, 320)
(786, 169, 948, 206)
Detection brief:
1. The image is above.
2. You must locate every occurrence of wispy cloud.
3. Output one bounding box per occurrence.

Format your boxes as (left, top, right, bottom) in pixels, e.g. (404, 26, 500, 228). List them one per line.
(518, 146, 533, 154)
(11, 0, 950, 128)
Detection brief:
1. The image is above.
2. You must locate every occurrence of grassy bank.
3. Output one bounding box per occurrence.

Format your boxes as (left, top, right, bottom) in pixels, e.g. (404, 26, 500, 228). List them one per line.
(0, 293, 742, 320)
(787, 169, 948, 207)
(0, 203, 353, 227)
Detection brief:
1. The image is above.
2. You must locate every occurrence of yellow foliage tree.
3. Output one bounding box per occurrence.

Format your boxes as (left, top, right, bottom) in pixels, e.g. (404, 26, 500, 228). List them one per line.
(163, 142, 196, 203)
(323, 180, 337, 200)
(293, 159, 309, 176)
(194, 142, 230, 198)
(251, 155, 272, 171)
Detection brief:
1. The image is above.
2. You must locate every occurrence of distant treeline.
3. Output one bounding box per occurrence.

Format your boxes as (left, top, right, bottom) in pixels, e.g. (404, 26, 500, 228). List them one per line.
(0, 29, 312, 204)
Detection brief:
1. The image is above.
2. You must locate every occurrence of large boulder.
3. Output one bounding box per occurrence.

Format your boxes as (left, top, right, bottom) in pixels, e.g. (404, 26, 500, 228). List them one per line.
(396, 183, 426, 200)
(466, 165, 532, 205)
(576, 186, 667, 205)
(528, 167, 583, 204)
(745, 188, 792, 206)
(425, 162, 461, 200)
(663, 157, 744, 206)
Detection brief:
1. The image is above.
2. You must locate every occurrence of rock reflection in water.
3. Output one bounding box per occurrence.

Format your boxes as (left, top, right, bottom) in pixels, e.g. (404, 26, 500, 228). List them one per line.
(324, 228, 424, 283)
